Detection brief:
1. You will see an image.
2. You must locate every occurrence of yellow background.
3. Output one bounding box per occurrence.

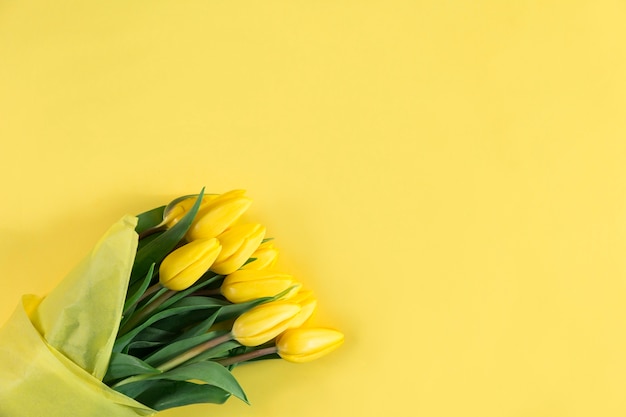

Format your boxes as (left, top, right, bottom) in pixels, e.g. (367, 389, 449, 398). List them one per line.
(2, 1, 626, 416)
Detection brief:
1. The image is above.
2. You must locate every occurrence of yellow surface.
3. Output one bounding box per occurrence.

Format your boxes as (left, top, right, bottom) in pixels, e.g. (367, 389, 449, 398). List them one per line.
(1, 1, 626, 416)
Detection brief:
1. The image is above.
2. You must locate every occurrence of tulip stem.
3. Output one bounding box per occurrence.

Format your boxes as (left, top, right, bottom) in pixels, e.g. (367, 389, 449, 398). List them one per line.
(137, 283, 163, 303)
(158, 333, 235, 372)
(119, 289, 176, 334)
(112, 373, 153, 389)
(138, 224, 166, 240)
(192, 288, 221, 296)
(216, 346, 278, 367)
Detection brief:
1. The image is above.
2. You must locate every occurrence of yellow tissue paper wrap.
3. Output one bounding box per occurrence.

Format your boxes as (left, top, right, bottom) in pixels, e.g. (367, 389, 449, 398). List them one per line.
(0, 216, 155, 416)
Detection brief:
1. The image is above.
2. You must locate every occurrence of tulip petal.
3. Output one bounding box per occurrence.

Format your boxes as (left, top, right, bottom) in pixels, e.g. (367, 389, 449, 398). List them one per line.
(221, 270, 297, 303)
(186, 190, 252, 240)
(131, 188, 205, 286)
(232, 302, 301, 346)
(159, 238, 221, 291)
(277, 328, 344, 363)
(211, 224, 266, 275)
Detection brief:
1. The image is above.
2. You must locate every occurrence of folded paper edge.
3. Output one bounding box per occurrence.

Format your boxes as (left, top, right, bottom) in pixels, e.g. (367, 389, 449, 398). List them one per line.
(0, 295, 155, 416)
(29, 215, 139, 379)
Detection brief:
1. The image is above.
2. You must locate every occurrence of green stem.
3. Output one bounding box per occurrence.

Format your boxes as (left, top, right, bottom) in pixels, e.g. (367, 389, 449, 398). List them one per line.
(158, 333, 234, 372)
(192, 288, 221, 297)
(137, 282, 162, 303)
(217, 346, 278, 367)
(138, 224, 166, 240)
(119, 289, 176, 335)
(111, 372, 153, 389)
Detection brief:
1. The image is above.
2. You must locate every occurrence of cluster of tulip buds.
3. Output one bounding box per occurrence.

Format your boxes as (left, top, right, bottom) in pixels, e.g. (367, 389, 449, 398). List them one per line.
(107, 190, 343, 410)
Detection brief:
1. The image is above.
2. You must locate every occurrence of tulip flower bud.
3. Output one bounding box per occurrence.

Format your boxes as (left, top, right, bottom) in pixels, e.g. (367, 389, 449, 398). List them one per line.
(221, 270, 299, 303)
(186, 190, 252, 241)
(241, 241, 279, 270)
(276, 328, 345, 363)
(162, 195, 218, 229)
(287, 290, 317, 328)
(159, 238, 222, 291)
(162, 200, 189, 228)
(210, 223, 266, 275)
(232, 301, 301, 346)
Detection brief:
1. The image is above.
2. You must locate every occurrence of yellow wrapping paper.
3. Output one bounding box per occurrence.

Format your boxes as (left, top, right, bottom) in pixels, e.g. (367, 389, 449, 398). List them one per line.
(0, 216, 155, 416)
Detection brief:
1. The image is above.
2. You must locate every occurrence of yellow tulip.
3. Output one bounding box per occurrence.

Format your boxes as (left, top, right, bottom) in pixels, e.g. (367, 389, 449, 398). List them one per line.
(162, 195, 218, 229)
(231, 301, 301, 346)
(276, 328, 345, 363)
(221, 270, 299, 303)
(186, 190, 252, 241)
(162, 200, 189, 228)
(287, 290, 317, 328)
(241, 241, 279, 270)
(159, 238, 222, 291)
(210, 223, 266, 275)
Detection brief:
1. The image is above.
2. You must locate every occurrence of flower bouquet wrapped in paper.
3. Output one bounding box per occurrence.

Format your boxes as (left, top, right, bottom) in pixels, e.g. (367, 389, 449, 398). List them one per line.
(0, 189, 344, 416)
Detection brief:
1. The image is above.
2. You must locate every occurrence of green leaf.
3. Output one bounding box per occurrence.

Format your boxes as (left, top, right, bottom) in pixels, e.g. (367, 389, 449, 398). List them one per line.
(214, 297, 272, 323)
(137, 232, 162, 251)
(136, 205, 165, 234)
(153, 273, 224, 315)
(118, 287, 170, 335)
(175, 310, 220, 340)
(114, 296, 224, 353)
(148, 361, 248, 404)
(126, 340, 165, 351)
(148, 310, 209, 334)
(104, 353, 160, 384)
(144, 330, 228, 367)
(136, 326, 176, 341)
(241, 257, 257, 267)
(149, 296, 228, 334)
(130, 188, 205, 285)
(134, 380, 231, 411)
(227, 346, 281, 370)
(114, 379, 159, 399)
(123, 263, 155, 316)
(212, 286, 294, 324)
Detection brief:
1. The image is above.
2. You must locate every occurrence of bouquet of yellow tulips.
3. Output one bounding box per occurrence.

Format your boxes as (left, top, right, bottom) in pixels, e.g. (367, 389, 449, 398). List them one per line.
(0, 189, 344, 416)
